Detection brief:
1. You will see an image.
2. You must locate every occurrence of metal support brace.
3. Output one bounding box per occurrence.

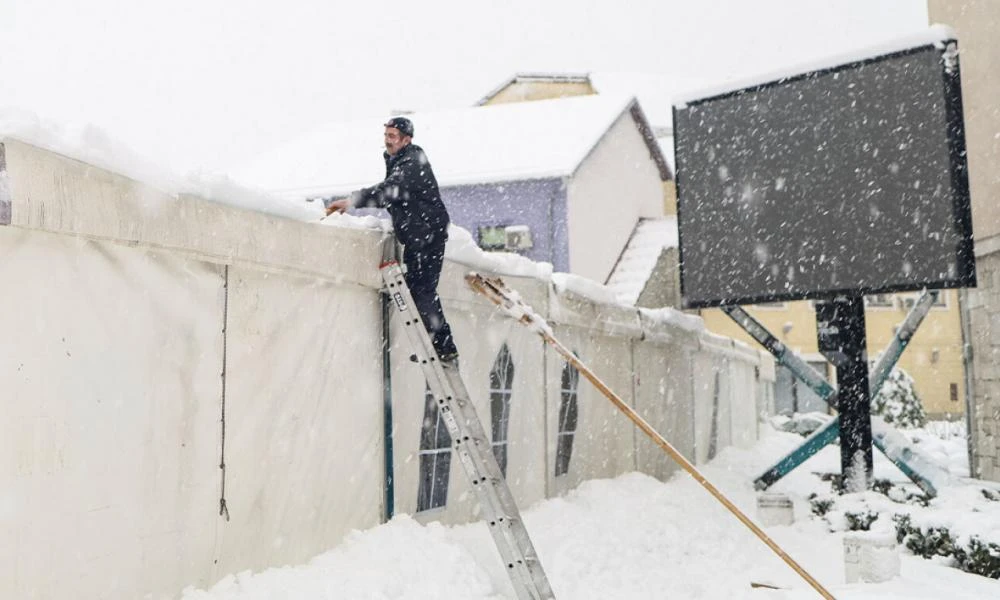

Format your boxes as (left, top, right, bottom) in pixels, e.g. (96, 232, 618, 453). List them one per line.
(724, 291, 949, 495)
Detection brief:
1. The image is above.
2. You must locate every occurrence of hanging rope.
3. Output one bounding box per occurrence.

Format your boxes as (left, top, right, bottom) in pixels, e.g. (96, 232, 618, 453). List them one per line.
(219, 265, 231, 521)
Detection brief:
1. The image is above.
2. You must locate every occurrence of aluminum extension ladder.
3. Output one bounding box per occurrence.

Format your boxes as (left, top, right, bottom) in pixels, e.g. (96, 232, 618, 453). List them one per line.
(378, 253, 555, 600)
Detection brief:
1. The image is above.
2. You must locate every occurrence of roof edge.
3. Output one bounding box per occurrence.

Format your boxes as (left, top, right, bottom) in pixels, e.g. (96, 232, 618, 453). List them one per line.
(629, 102, 673, 181)
(568, 98, 673, 182)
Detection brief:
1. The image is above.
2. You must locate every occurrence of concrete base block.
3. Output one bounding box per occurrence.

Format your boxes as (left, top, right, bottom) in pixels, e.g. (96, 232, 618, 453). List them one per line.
(844, 534, 900, 583)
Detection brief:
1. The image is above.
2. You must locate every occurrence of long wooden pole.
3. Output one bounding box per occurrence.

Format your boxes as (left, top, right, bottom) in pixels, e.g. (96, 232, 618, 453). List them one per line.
(467, 274, 836, 600)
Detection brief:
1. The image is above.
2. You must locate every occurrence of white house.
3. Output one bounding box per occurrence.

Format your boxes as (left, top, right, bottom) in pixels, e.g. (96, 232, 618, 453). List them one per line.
(231, 94, 672, 286)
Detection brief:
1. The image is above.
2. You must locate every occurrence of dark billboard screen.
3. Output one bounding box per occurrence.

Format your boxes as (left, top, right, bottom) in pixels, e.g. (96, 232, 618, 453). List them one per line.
(673, 34, 975, 309)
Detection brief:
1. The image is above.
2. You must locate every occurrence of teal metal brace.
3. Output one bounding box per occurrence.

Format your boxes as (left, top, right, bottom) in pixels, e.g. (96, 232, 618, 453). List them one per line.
(724, 291, 947, 496)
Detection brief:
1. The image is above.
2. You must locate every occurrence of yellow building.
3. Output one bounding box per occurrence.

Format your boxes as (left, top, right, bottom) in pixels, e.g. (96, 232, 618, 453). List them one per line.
(700, 292, 966, 420)
(478, 72, 968, 421)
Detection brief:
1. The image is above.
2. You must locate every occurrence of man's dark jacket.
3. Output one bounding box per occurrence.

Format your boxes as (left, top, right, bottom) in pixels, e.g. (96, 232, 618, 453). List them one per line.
(352, 143, 450, 250)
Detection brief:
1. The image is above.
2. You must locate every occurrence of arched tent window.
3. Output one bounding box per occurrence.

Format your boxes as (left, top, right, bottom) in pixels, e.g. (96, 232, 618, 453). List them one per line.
(555, 354, 580, 477)
(417, 384, 452, 511)
(489, 343, 515, 476)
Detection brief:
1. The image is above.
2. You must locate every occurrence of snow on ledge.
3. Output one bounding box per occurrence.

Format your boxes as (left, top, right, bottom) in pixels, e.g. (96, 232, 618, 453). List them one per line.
(444, 224, 553, 280)
(673, 24, 957, 107)
(0, 107, 184, 194)
(552, 272, 620, 306)
(0, 107, 319, 222)
(638, 306, 704, 334)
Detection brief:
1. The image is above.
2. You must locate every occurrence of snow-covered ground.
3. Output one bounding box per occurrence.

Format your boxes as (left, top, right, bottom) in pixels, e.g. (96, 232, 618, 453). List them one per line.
(179, 423, 1000, 599)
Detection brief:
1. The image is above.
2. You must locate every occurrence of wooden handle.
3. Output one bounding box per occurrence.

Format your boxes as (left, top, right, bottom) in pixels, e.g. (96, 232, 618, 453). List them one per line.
(467, 274, 836, 599)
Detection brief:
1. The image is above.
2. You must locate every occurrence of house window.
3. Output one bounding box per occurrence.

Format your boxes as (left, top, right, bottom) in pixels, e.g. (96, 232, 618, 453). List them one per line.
(900, 290, 947, 311)
(490, 344, 515, 476)
(555, 355, 581, 477)
(478, 226, 508, 251)
(477, 225, 534, 252)
(755, 302, 786, 309)
(950, 383, 959, 403)
(417, 384, 452, 512)
(865, 293, 894, 308)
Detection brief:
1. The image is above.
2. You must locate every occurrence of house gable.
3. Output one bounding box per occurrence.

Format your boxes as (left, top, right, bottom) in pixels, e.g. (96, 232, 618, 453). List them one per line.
(477, 73, 594, 106)
(565, 110, 666, 284)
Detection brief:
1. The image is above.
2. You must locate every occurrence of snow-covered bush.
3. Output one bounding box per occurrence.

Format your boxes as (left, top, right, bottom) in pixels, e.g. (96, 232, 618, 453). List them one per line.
(845, 510, 879, 531)
(955, 538, 1000, 579)
(871, 364, 926, 429)
(893, 514, 1000, 579)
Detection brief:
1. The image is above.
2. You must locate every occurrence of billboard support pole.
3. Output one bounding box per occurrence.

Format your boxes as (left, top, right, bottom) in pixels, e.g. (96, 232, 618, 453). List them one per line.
(815, 296, 873, 491)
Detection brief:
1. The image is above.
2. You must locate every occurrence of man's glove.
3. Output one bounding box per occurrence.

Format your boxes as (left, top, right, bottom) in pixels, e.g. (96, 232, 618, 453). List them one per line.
(324, 197, 352, 215)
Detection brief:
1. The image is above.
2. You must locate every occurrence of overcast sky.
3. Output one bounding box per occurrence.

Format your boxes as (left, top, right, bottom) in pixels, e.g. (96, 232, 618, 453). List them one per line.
(0, 0, 928, 174)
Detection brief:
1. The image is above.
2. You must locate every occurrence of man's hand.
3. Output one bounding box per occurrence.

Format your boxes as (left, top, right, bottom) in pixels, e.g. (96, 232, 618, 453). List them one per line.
(325, 198, 351, 215)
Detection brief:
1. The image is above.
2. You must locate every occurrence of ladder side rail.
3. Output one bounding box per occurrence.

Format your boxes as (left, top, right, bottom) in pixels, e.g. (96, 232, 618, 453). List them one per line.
(381, 261, 554, 600)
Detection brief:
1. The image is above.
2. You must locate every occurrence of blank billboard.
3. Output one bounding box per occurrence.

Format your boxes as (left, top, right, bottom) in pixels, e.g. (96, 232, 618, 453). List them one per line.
(673, 34, 975, 308)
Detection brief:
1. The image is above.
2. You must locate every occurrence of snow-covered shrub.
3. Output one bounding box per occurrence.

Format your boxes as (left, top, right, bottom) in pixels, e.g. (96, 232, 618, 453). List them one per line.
(893, 514, 1000, 579)
(871, 364, 926, 429)
(845, 510, 879, 531)
(809, 495, 835, 517)
(893, 514, 955, 558)
(954, 538, 1000, 579)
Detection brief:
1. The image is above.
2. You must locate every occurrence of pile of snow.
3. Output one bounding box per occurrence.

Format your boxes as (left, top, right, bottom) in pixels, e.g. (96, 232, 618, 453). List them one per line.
(551, 272, 620, 306)
(444, 224, 553, 280)
(0, 107, 184, 193)
(637, 306, 705, 333)
(180, 425, 1000, 599)
(0, 108, 318, 221)
(770, 412, 833, 436)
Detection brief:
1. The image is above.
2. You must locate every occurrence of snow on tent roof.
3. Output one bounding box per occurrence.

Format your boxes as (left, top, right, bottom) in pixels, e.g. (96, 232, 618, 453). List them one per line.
(231, 93, 644, 200)
(606, 216, 678, 306)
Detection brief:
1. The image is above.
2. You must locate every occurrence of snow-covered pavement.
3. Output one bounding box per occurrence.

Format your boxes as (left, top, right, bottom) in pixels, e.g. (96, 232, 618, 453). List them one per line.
(180, 425, 1000, 599)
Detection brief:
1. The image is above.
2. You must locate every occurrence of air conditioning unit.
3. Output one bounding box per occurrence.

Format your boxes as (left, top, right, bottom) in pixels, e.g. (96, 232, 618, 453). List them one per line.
(504, 225, 533, 250)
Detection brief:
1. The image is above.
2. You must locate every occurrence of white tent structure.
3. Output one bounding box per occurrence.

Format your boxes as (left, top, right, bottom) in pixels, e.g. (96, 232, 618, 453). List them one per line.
(0, 135, 773, 599)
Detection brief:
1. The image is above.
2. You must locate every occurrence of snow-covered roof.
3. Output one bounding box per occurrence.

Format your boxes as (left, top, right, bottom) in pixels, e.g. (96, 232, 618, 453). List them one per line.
(606, 217, 678, 305)
(230, 93, 669, 200)
(0, 108, 320, 221)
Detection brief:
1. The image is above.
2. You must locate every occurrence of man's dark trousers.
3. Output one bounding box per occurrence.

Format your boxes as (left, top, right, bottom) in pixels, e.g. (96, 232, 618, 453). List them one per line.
(403, 238, 457, 358)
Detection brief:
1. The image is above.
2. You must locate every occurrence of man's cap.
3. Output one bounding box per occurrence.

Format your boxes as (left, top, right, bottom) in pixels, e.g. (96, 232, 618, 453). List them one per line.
(384, 116, 414, 138)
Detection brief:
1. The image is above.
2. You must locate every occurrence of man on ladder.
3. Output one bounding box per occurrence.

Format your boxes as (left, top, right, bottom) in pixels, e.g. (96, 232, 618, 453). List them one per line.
(325, 115, 459, 362)
(327, 117, 554, 598)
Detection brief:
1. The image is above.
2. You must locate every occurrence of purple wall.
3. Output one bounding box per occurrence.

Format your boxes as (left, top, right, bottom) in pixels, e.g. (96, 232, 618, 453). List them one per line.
(441, 178, 569, 272)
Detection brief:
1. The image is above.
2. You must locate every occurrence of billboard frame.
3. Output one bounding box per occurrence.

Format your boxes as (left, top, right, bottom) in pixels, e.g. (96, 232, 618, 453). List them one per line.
(672, 37, 975, 310)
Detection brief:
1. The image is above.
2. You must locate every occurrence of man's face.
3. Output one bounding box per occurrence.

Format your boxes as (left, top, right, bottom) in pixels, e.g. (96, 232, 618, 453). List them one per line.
(384, 126, 410, 156)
